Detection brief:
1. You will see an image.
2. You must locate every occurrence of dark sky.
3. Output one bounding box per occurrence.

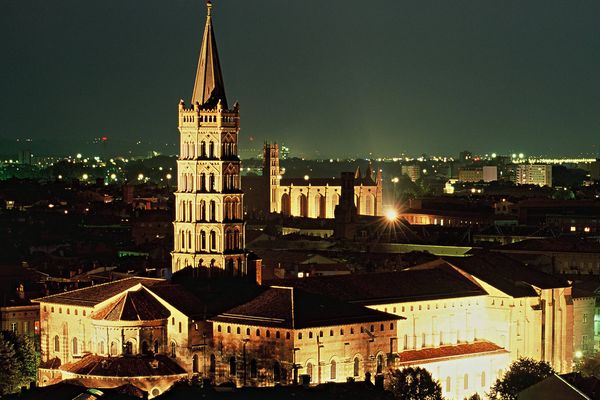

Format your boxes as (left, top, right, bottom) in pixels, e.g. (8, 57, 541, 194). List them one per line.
(2, 0, 600, 158)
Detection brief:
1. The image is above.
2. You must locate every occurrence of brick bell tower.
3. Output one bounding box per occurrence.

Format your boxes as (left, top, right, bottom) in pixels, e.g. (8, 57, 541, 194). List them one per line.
(172, 0, 246, 275)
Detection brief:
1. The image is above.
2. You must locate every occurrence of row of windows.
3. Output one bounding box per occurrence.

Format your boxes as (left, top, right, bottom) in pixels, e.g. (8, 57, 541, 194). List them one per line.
(179, 198, 242, 222)
(44, 305, 87, 316)
(181, 141, 238, 160)
(53, 336, 178, 358)
(217, 325, 292, 340)
(179, 173, 240, 193)
(445, 372, 491, 392)
(216, 323, 394, 339)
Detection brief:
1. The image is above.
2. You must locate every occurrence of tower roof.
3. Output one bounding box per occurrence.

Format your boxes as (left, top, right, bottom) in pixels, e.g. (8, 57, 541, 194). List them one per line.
(191, 0, 228, 109)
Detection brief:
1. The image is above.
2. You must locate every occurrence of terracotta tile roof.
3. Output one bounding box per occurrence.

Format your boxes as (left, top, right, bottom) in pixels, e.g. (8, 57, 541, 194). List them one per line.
(446, 253, 569, 297)
(92, 287, 170, 321)
(272, 261, 487, 305)
(61, 354, 186, 377)
(397, 341, 507, 364)
(34, 277, 165, 307)
(211, 286, 402, 329)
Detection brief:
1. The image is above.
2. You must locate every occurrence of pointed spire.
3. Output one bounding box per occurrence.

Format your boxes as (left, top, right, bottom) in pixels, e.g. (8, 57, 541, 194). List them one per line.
(354, 166, 362, 180)
(192, 0, 228, 109)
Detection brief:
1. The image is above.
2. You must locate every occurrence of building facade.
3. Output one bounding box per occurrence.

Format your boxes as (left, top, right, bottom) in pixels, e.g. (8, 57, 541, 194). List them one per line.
(263, 143, 383, 218)
(515, 164, 553, 187)
(172, 0, 246, 274)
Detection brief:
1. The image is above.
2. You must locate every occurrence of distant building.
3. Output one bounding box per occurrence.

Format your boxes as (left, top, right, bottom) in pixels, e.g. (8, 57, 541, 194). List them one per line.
(264, 143, 383, 218)
(401, 164, 421, 182)
(515, 164, 552, 187)
(458, 166, 497, 183)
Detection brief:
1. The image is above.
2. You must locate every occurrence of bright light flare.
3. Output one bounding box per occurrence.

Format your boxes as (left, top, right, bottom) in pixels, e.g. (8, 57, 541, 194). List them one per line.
(385, 209, 399, 222)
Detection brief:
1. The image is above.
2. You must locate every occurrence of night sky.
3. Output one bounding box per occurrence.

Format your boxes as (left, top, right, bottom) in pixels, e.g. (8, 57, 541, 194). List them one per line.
(2, 0, 600, 158)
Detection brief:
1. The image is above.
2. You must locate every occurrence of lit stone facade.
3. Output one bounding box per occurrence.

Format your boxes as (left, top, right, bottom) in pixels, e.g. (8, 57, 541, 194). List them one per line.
(171, 0, 246, 274)
(264, 143, 383, 218)
(209, 286, 400, 386)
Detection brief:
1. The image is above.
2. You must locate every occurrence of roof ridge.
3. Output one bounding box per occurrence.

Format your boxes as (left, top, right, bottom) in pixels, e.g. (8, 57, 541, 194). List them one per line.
(33, 277, 164, 303)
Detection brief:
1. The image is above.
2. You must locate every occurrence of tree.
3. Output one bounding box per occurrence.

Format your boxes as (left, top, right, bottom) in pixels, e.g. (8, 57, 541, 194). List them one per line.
(386, 366, 443, 400)
(15, 333, 39, 387)
(488, 358, 554, 400)
(0, 335, 22, 396)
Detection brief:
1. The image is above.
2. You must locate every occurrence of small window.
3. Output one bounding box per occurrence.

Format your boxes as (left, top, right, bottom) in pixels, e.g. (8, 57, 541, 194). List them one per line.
(309, 332, 313, 339)
(67, 308, 70, 315)
(237, 327, 241, 334)
(330, 330, 334, 336)
(74, 309, 78, 316)
(266, 330, 271, 338)
(227, 326, 231, 333)
(286, 332, 290, 339)
(340, 329, 344, 335)
(83, 310, 86, 316)
(370, 325, 374, 332)
(298, 333, 302, 340)
(319, 331, 323, 337)
(276, 331, 280, 339)
(446, 377, 452, 392)
(390, 323, 394, 330)
(464, 374, 469, 389)
(217, 325, 222, 332)
(380, 324, 384, 331)
(246, 328, 250, 335)
(179, 322, 182, 333)
(256, 329, 260, 336)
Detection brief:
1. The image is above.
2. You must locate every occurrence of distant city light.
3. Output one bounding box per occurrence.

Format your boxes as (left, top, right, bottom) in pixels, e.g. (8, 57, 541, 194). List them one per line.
(76, 153, 82, 159)
(491, 153, 497, 158)
(82, 174, 89, 180)
(137, 173, 144, 181)
(391, 177, 399, 183)
(110, 173, 117, 180)
(166, 173, 172, 180)
(304, 175, 309, 181)
(518, 153, 524, 158)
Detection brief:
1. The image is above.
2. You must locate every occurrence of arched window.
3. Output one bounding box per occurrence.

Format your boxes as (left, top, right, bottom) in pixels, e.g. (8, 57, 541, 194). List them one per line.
(192, 354, 199, 373)
(353, 357, 360, 377)
(170, 342, 176, 358)
(200, 173, 206, 191)
(209, 141, 215, 158)
(99, 341, 105, 354)
(142, 341, 149, 354)
(330, 360, 337, 381)
(72, 337, 78, 355)
(229, 356, 237, 376)
(273, 361, 281, 382)
(306, 362, 313, 379)
(209, 173, 215, 191)
(481, 371, 486, 387)
(125, 341, 133, 355)
(201, 231, 206, 250)
(210, 231, 217, 250)
(446, 377, 452, 392)
(210, 201, 216, 221)
(200, 141, 206, 158)
(207, 354, 215, 373)
(376, 353, 384, 374)
(250, 359, 257, 378)
(110, 341, 117, 356)
(153, 340, 159, 354)
(54, 335, 60, 352)
(464, 373, 469, 389)
(281, 193, 291, 215)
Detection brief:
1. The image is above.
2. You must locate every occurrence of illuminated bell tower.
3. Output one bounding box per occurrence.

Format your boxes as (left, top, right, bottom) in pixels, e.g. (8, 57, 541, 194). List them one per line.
(172, 0, 246, 275)
(263, 142, 280, 213)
